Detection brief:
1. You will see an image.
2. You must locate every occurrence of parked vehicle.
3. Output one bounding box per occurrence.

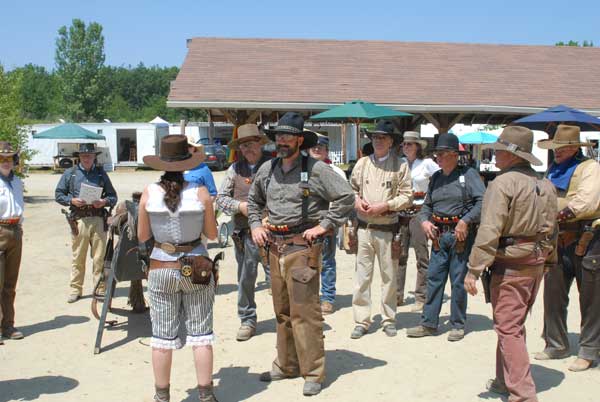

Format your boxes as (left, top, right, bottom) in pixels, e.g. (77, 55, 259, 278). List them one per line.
(204, 144, 229, 170)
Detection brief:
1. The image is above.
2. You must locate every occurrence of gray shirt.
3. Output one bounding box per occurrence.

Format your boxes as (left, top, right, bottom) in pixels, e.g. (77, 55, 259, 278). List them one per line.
(418, 165, 484, 224)
(248, 155, 355, 231)
(55, 164, 118, 207)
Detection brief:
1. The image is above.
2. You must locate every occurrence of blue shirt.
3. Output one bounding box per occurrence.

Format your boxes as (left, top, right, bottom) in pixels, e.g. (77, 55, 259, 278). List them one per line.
(55, 164, 118, 207)
(184, 163, 217, 196)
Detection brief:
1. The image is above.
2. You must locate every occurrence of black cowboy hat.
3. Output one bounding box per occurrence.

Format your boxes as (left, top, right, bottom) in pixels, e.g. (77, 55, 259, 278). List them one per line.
(365, 120, 402, 145)
(264, 112, 318, 149)
(143, 135, 205, 172)
(73, 143, 102, 156)
(432, 133, 462, 153)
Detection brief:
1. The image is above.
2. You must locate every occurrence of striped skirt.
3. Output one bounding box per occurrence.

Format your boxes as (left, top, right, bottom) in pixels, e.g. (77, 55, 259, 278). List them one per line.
(148, 267, 215, 349)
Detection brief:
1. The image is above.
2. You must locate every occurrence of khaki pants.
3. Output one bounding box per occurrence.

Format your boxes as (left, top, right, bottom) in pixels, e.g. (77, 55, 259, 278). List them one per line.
(0, 225, 23, 329)
(353, 227, 397, 328)
(269, 243, 325, 384)
(70, 216, 106, 296)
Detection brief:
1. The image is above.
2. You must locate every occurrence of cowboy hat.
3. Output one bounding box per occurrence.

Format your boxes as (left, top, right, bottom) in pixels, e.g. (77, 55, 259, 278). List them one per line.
(402, 131, 428, 149)
(483, 126, 542, 166)
(537, 124, 593, 150)
(0, 141, 18, 157)
(143, 135, 205, 172)
(432, 133, 461, 153)
(264, 112, 318, 149)
(73, 143, 101, 156)
(228, 124, 269, 150)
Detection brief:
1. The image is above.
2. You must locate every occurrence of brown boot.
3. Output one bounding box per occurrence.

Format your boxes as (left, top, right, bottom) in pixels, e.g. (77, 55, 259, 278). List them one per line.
(198, 382, 218, 402)
(153, 385, 170, 402)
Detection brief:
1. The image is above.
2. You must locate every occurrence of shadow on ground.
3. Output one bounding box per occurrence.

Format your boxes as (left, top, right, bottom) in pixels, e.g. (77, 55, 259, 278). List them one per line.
(18, 315, 90, 337)
(182, 348, 387, 401)
(477, 364, 565, 400)
(99, 307, 151, 353)
(24, 195, 55, 205)
(0, 375, 79, 402)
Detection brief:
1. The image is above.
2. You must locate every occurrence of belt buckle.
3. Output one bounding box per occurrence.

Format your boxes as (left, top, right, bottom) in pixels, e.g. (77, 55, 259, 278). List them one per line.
(181, 264, 192, 277)
(160, 242, 177, 253)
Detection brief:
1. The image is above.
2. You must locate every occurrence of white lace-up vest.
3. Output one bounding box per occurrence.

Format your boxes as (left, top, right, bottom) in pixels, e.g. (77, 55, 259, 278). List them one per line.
(146, 182, 206, 261)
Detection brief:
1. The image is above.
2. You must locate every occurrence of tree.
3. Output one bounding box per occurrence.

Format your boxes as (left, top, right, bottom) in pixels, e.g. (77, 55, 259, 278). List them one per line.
(9, 64, 60, 121)
(555, 40, 594, 47)
(0, 65, 33, 170)
(55, 19, 106, 121)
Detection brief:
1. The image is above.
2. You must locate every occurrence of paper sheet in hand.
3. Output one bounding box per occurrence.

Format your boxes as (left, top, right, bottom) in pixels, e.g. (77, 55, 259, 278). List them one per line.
(79, 183, 103, 204)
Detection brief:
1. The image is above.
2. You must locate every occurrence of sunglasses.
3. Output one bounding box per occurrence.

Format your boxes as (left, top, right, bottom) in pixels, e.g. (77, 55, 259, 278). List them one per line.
(0, 156, 14, 163)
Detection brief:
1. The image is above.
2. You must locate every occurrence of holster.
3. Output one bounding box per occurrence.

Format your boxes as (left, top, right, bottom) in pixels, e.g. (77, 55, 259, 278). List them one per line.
(575, 227, 595, 257)
(344, 218, 358, 255)
(455, 239, 466, 254)
(558, 231, 578, 249)
(481, 268, 492, 304)
(181, 252, 224, 285)
(61, 208, 79, 236)
(231, 228, 246, 253)
(582, 230, 600, 272)
(259, 244, 270, 266)
(431, 237, 440, 252)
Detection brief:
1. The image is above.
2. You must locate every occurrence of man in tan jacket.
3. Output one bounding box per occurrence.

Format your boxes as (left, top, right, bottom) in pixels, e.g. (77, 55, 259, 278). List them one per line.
(534, 124, 600, 372)
(465, 126, 557, 402)
(350, 120, 412, 339)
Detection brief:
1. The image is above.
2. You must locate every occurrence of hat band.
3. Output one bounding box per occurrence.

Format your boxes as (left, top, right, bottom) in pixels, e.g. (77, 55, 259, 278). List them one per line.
(498, 139, 525, 153)
(273, 125, 302, 134)
(160, 153, 191, 162)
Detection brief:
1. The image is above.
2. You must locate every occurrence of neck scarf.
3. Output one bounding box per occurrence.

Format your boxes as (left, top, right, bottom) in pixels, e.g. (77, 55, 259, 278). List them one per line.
(548, 157, 581, 191)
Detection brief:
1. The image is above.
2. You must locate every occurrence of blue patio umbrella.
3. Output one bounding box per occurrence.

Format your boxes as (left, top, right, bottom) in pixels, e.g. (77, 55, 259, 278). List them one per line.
(512, 105, 600, 134)
(458, 131, 498, 144)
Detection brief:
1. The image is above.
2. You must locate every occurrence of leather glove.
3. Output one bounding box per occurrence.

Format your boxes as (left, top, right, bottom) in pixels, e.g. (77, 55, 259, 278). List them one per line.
(557, 207, 576, 223)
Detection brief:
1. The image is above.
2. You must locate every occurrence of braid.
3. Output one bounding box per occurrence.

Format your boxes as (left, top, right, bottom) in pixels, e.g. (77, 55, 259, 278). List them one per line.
(159, 172, 184, 212)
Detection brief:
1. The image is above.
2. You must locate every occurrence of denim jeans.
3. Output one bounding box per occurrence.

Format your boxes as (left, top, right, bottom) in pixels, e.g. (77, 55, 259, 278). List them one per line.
(421, 230, 474, 330)
(320, 233, 337, 303)
(234, 230, 263, 327)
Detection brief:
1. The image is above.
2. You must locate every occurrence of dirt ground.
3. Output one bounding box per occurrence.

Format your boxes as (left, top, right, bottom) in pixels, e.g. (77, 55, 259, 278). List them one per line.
(0, 170, 598, 402)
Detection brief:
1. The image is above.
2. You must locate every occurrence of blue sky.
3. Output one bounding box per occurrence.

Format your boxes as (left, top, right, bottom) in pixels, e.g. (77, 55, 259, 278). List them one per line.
(1, 0, 598, 70)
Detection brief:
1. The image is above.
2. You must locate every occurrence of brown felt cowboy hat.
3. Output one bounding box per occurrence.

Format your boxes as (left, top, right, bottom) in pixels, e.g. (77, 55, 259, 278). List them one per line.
(228, 124, 269, 150)
(0, 141, 18, 157)
(401, 131, 428, 149)
(483, 126, 542, 166)
(264, 112, 318, 150)
(143, 135, 205, 171)
(537, 124, 593, 150)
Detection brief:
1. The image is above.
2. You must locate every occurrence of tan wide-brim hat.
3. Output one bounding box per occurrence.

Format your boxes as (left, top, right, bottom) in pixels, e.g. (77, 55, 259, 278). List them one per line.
(228, 124, 269, 150)
(143, 135, 205, 171)
(0, 141, 18, 157)
(484, 126, 543, 166)
(402, 131, 428, 149)
(537, 124, 593, 150)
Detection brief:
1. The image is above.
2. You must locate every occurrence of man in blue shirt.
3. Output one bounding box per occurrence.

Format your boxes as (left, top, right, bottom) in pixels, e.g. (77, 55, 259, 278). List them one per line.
(184, 137, 217, 198)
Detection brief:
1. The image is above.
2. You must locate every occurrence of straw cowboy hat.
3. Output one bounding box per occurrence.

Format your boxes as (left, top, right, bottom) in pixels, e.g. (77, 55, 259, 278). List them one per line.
(143, 135, 205, 171)
(73, 143, 101, 156)
(537, 124, 593, 150)
(402, 131, 428, 149)
(0, 141, 18, 157)
(264, 112, 318, 150)
(228, 124, 269, 150)
(483, 126, 542, 166)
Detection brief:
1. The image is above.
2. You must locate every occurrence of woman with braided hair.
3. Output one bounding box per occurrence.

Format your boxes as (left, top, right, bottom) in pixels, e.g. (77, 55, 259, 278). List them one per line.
(138, 135, 218, 402)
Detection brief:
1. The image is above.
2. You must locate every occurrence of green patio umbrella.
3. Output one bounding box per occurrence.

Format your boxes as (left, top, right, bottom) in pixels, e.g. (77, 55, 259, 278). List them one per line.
(35, 123, 106, 139)
(309, 100, 412, 161)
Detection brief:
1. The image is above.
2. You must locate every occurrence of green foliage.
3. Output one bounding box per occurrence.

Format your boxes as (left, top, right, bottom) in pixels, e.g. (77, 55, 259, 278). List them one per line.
(0, 65, 33, 170)
(555, 40, 594, 47)
(8, 64, 60, 121)
(55, 19, 106, 121)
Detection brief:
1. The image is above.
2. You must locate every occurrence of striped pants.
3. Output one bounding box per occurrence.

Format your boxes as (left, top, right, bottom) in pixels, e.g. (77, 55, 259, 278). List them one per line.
(148, 267, 215, 349)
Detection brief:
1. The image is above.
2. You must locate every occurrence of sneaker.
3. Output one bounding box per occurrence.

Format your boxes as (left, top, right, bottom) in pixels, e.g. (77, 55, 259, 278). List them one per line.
(321, 301, 334, 315)
(67, 294, 81, 303)
(568, 358, 594, 372)
(534, 349, 569, 360)
(350, 325, 368, 339)
(486, 378, 509, 396)
(303, 381, 322, 396)
(406, 325, 437, 338)
(447, 328, 465, 342)
(411, 301, 424, 313)
(153, 385, 170, 402)
(236, 325, 256, 342)
(198, 382, 218, 402)
(383, 324, 397, 337)
(2, 326, 24, 340)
